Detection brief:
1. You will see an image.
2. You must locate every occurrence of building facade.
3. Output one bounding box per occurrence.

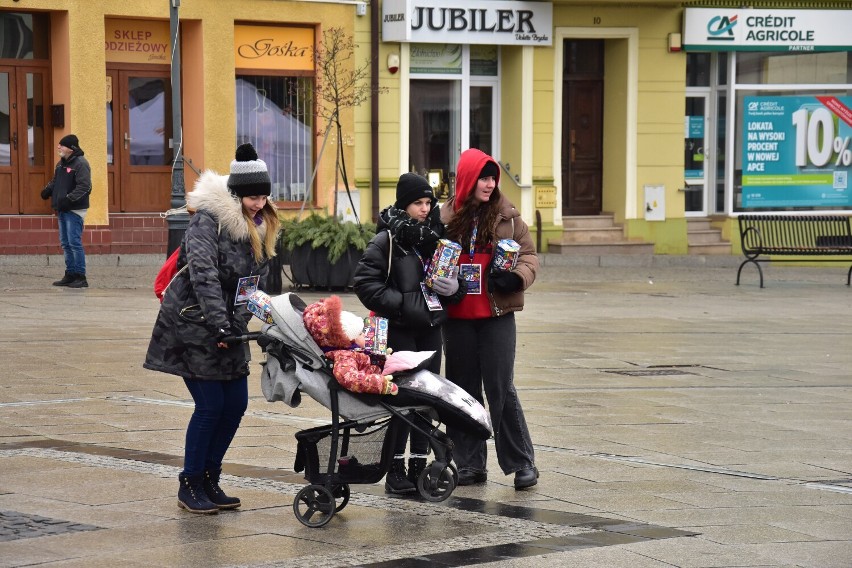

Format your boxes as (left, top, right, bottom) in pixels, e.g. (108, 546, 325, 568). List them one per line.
(2, 1, 851, 256)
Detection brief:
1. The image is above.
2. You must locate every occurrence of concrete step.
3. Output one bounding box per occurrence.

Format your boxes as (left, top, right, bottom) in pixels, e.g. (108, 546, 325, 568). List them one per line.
(688, 229, 726, 245)
(685, 218, 713, 231)
(562, 214, 617, 229)
(688, 242, 732, 255)
(547, 241, 656, 255)
(558, 227, 626, 243)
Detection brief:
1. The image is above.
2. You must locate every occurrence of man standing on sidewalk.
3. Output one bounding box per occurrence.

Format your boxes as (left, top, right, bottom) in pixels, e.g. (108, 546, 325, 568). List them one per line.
(41, 134, 91, 288)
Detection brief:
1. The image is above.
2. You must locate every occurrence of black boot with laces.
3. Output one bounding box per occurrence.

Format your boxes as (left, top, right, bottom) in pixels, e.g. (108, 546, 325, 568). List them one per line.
(203, 469, 241, 509)
(407, 457, 427, 485)
(384, 458, 416, 494)
(52, 271, 75, 286)
(177, 473, 218, 514)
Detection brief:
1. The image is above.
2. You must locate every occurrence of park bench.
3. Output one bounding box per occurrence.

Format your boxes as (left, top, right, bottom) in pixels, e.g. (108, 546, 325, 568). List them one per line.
(736, 214, 852, 288)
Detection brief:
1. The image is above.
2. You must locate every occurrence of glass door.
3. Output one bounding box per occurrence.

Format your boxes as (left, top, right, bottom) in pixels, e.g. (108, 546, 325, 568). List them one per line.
(685, 93, 709, 216)
(0, 66, 51, 214)
(107, 69, 173, 212)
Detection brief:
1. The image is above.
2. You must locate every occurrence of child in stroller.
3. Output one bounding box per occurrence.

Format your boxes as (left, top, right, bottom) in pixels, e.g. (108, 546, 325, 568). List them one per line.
(250, 292, 492, 527)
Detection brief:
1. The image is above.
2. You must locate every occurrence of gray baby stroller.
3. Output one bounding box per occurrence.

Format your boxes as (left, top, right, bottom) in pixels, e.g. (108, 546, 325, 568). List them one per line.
(255, 292, 492, 527)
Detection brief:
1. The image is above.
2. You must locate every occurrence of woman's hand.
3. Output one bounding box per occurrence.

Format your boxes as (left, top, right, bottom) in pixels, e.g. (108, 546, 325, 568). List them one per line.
(431, 276, 459, 296)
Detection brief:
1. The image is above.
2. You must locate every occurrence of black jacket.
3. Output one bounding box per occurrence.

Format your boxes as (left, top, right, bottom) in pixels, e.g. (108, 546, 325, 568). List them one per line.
(144, 171, 272, 381)
(41, 148, 91, 211)
(354, 205, 465, 329)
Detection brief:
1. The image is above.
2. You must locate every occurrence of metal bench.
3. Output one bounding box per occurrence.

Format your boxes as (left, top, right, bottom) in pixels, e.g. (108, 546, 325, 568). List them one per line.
(736, 214, 852, 288)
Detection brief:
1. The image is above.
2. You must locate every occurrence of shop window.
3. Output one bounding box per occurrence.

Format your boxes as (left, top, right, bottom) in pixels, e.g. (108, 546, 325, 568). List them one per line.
(235, 75, 313, 203)
(409, 79, 460, 182)
(733, 87, 852, 212)
(687, 53, 711, 87)
(736, 52, 852, 85)
(471, 45, 498, 77)
(0, 13, 49, 59)
(409, 44, 500, 193)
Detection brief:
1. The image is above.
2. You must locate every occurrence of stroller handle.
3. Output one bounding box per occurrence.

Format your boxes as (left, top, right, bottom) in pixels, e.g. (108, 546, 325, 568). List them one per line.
(222, 331, 263, 345)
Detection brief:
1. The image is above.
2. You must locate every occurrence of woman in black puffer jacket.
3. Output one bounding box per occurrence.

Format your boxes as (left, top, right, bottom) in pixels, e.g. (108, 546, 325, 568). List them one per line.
(144, 144, 280, 515)
(354, 173, 465, 495)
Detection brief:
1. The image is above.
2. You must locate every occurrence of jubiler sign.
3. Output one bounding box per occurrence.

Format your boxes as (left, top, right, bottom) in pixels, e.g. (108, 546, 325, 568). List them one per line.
(383, 0, 552, 46)
(684, 8, 852, 52)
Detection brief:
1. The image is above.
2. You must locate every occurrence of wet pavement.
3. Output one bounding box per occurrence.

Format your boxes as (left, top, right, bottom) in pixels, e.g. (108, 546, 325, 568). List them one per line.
(1, 253, 851, 567)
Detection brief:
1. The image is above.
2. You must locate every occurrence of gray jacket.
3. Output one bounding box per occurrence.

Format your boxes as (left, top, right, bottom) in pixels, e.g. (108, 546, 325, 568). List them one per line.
(143, 171, 272, 381)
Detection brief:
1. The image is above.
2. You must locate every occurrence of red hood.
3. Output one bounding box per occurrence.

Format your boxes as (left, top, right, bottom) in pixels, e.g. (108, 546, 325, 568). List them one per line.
(453, 148, 500, 212)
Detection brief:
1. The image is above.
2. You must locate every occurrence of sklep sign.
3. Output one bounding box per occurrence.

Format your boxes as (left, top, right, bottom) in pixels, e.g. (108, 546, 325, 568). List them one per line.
(683, 8, 852, 52)
(382, 0, 552, 46)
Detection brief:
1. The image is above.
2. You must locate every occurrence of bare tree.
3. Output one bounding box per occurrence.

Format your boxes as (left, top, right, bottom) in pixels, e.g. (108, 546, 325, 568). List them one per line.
(311, 27, 386, 223)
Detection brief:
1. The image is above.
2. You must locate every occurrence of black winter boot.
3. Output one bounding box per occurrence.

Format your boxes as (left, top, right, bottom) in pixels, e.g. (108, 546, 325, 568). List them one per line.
(407, 457, 427, 485)
(384, 458, 416, 494)
(52, 271, 75, 286)
(178, 473, 218, 514)
(203, 469, 241, 509)
(66, 274, 88, 288)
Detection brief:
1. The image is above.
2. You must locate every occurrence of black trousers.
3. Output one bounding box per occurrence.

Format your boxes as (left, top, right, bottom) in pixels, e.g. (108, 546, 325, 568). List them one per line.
(389, 323, 443, 456)
(443, 313, 535, 475)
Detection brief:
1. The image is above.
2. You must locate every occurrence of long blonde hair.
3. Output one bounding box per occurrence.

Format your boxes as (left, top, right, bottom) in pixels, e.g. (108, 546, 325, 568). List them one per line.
(244, 200, 281, 262)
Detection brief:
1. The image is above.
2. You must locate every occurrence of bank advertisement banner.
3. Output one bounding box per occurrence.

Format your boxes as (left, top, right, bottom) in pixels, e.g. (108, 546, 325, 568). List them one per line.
(742, 96, 852, 208)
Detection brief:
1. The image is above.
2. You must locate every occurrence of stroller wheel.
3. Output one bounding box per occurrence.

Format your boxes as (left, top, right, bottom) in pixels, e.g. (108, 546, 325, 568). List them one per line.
(293, 484, 335, 527)
(417, 462, 456, 503)
(330, 483, 350, 512)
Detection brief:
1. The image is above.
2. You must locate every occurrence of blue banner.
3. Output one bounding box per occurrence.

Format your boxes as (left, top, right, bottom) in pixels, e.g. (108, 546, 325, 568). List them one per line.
(742, 95, 852, 208)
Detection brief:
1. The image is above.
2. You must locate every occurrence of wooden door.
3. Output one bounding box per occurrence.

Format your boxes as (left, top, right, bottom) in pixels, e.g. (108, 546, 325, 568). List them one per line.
(561, 40, 604, 216)
(108, 69, 173, 212)
(0, 66, 51, 214)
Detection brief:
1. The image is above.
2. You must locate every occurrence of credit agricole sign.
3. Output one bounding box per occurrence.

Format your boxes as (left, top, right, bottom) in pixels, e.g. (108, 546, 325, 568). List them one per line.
(382, 0, 553, 46)
(684, 8, 852, 52)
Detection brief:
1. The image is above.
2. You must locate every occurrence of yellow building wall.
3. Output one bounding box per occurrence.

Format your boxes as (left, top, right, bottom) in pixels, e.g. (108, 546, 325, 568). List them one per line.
(354, 10, 403, 217)
(544, 4, 686, 253)
(27, 0, 356, 225)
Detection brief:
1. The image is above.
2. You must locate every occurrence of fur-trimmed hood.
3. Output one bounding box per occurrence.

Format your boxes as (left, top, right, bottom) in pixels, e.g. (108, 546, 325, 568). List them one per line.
(187, 170, 252, 241)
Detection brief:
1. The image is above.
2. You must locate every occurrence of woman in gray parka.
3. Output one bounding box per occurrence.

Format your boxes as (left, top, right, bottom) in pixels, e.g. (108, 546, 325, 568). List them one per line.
(144, 144, 281, 514)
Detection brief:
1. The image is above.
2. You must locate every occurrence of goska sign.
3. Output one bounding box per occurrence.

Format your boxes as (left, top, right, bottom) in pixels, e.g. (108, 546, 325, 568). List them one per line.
(382, 0, 552, 46)
(683, 8, 852, 52)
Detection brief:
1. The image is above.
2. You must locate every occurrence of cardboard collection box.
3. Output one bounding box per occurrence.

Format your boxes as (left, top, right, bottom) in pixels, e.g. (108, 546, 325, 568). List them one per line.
(246, 290, 275, 324)
(492, 239, 520, 271)
(425, 239, 462, 287)
(363, 315, 389, 353)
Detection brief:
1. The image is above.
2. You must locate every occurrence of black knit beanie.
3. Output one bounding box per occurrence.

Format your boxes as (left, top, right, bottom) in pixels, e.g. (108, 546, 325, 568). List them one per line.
(59, 134, 79, 150)
(394, 173, 435, 209)
(227, 143, 272, 198)
(478, 160, 499, 180)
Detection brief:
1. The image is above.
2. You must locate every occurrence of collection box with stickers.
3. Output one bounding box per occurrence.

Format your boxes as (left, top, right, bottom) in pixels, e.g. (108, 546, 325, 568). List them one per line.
(363, 315, 389, 353)
(492, 239, 520, 271)
(246, 290, 275, 324)
(425, 239, 461, 288)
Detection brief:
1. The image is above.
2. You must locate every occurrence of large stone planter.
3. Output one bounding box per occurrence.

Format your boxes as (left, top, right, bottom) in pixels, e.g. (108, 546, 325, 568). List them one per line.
(289, 243, 361, 290)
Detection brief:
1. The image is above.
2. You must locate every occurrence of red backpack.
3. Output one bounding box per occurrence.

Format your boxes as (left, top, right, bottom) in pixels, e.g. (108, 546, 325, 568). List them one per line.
(154, 249, 184, 302)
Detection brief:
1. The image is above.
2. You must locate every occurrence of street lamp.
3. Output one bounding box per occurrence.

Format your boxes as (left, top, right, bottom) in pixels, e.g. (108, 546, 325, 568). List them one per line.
(167, 0, 187, 255)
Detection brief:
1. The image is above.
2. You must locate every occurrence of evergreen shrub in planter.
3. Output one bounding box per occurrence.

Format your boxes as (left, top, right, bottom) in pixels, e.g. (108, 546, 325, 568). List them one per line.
(279, 214, 376, 290)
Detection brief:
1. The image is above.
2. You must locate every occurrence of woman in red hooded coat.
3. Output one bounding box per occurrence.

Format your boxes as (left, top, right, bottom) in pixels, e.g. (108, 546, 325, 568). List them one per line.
(440, 148, 539, 490)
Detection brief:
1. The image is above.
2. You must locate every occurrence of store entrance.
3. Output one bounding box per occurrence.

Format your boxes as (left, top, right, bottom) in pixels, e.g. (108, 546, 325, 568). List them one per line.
(0, 65, 52, 215)
(561, 39, 604, 216)
(106, 68, 173, 213)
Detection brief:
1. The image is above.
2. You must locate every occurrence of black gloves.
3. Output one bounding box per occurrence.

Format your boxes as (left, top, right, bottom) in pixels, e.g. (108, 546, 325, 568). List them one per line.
(401, 222, 440, 249)
(488, 271, 522, 293)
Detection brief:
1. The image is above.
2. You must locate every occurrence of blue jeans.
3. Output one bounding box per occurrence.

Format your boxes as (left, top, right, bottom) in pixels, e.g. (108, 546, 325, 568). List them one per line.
(58, 211, 86, 275)
(182, 377, 248, 476)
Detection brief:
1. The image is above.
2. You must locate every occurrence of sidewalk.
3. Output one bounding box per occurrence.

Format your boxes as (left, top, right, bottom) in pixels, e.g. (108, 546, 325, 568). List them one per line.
(1, 256, 851, 567)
